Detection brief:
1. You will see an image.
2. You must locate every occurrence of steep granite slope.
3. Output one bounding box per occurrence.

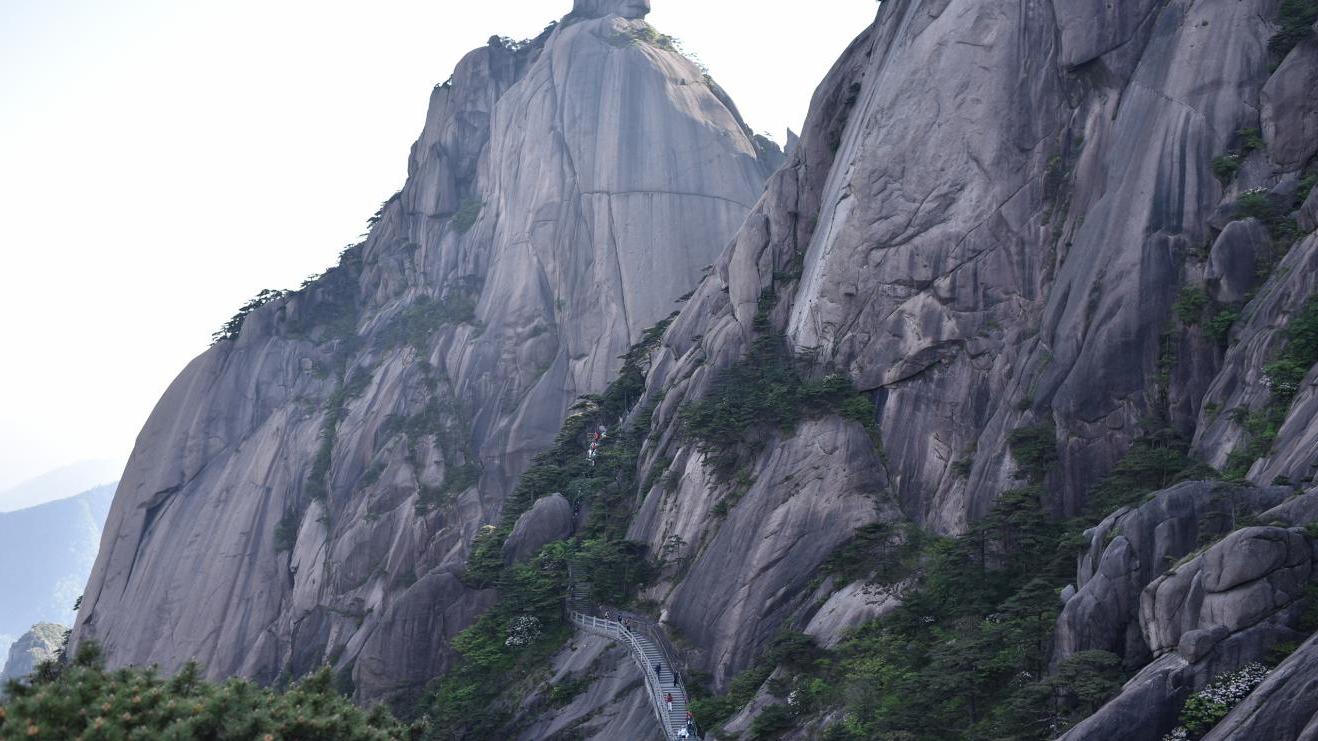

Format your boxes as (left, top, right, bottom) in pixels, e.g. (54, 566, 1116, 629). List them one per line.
(534, 0, 1318, 736)
(71, 0, 1318, 737)
(71, 0, 777, 705)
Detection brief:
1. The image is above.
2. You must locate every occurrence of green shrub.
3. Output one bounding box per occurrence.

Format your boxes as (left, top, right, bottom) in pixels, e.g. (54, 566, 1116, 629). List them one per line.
(1211, 155, 1241, 182)
(0, 641, 416, 739)
(822, 522, 924, 585)
(1207, 306, 1241, 347)
(547, 673, 593, 707)
(1168, 663, 1269, 739)
(273, 510, 301, 552)
(1008, 423, 1058, 482)
(211, 289, 287, 344)
(1175, 286, 1209, 325)
(1238, 128, 1266, 153)
(376, 289, 481, 350)
(680, 335, 874, 471)
(750, 703, 795, 739)
(1269, 0, 1318, 60)
(1266, 297, 1318, 403)
(1084, 431, 1210, 518)
(452, 199, 483, 233)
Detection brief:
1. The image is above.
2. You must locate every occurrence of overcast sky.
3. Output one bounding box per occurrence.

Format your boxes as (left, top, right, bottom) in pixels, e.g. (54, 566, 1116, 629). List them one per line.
(0, 0, 878, 492)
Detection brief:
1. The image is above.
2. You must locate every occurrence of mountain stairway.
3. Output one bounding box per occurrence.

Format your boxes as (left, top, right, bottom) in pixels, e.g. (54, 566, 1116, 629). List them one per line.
(567, 568, 697, 739)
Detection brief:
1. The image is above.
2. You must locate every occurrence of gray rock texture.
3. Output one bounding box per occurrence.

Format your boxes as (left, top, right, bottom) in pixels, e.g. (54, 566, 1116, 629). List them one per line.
(0, 623, 65, 683)
(1300, 186, 1318, 232)
(512, 634, 660, 741)
(1203, 632, 1318, 740)
(503, 493, 573, 564)
(615, 0, 1318, 726)
(1052, 482, 1291, 670)
(1261, 36, 1318, 168)
(71, 3, 776, 706)
(1060, 523, 1317, 740)
(71, 0, 1318, 736)
(1206, 219, 1270, 304)
(1193, 232, 1318, 485)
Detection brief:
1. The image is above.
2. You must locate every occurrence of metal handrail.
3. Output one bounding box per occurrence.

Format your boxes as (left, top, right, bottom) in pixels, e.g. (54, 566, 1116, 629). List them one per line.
(568, 608, 694, 739)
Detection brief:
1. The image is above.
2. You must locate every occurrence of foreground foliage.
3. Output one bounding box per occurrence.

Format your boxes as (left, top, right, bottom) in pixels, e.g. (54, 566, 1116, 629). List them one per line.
(0, 642, 415, 740)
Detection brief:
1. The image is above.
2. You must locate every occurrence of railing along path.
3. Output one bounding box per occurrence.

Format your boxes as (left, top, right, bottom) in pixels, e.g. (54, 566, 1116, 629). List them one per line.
(568, 576, 697, 739)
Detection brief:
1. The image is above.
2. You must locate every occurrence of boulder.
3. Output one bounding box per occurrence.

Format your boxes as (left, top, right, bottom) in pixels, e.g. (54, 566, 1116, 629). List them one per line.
(1051, 482, 1290, 669)
(1261, 36, 1318, 168)
(503, 493, 574, 564)
(1205, 219, 1270, 304)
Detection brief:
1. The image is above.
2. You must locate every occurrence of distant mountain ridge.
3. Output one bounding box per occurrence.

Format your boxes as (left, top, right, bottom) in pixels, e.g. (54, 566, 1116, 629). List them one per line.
(0, 460, 120, 513)
(0, 483, 116, 660)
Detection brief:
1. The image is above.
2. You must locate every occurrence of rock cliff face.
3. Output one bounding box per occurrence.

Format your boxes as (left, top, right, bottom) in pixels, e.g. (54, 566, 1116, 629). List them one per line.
(74, 0, 1318, 737)
(595, 0, 1318, 734)
(72, 0, 777, 705)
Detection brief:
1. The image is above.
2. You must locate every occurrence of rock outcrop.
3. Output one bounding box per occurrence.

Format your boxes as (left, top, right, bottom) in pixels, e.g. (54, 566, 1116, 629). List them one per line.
(502, 493, 574, 564)
(72, 2, 778, 705)
(1052, 482, 1292, 671)
(609, 0, 1318, 697)
(0, 623, 65, 683)
(71, 0, 1318, 737)
(1059, 522, 1317, 741)
(1203, 632, 1318, 740)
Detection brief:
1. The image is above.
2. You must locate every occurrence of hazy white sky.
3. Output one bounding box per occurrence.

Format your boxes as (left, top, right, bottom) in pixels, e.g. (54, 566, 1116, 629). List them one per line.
(0, 0, 878, 491)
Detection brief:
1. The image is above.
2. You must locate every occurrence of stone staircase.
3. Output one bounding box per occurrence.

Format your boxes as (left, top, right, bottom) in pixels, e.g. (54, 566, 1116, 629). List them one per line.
(567, 571, 697, 739)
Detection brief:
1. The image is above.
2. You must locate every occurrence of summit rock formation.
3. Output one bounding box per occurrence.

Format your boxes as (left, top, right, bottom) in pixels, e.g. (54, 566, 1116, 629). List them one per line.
(71, 1, 778, 705)
(70, 0, 1318, 738)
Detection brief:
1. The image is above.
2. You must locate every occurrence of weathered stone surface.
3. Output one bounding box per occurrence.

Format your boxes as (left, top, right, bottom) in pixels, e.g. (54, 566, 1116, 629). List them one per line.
(1193, 234, 1318, 485)
(68, 0, 1318, 736)
(503, 493, 573, 564)
(0, 623, 65, 683)
(1300, 186, 1318, 233)
(1051, 0, 1160, 69)
(72, 4, 775, 705)
(1206, 219, 1270, 303)
(803, 580, 905, 648)
(571, 0, 650, 20)
(1059, 654, 1191, 741)
(1261, 36, 1318, 168)
(1261, 492, 1318, 527)
(1068, 522, 1315, 740)
(512, 634, 659, 741)
(1141, 527, 1311, 656)
(1202, 633, 1318, 740)
(632, 418, 894, 686)
(1051, 482, 1289, 669)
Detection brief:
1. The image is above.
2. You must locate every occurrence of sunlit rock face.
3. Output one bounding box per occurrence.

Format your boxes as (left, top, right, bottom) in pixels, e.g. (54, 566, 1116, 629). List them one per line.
(572, 0, 651, 19)
(70, 1, 777, 706)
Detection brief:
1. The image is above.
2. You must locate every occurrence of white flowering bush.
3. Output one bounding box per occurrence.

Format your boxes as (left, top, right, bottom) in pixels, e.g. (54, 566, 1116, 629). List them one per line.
(504, 615, 543, 648)
(1162, 662, 1269, 740)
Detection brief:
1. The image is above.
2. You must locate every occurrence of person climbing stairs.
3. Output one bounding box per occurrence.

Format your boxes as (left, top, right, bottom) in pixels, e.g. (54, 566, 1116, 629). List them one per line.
(567, 566, 698, 740)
